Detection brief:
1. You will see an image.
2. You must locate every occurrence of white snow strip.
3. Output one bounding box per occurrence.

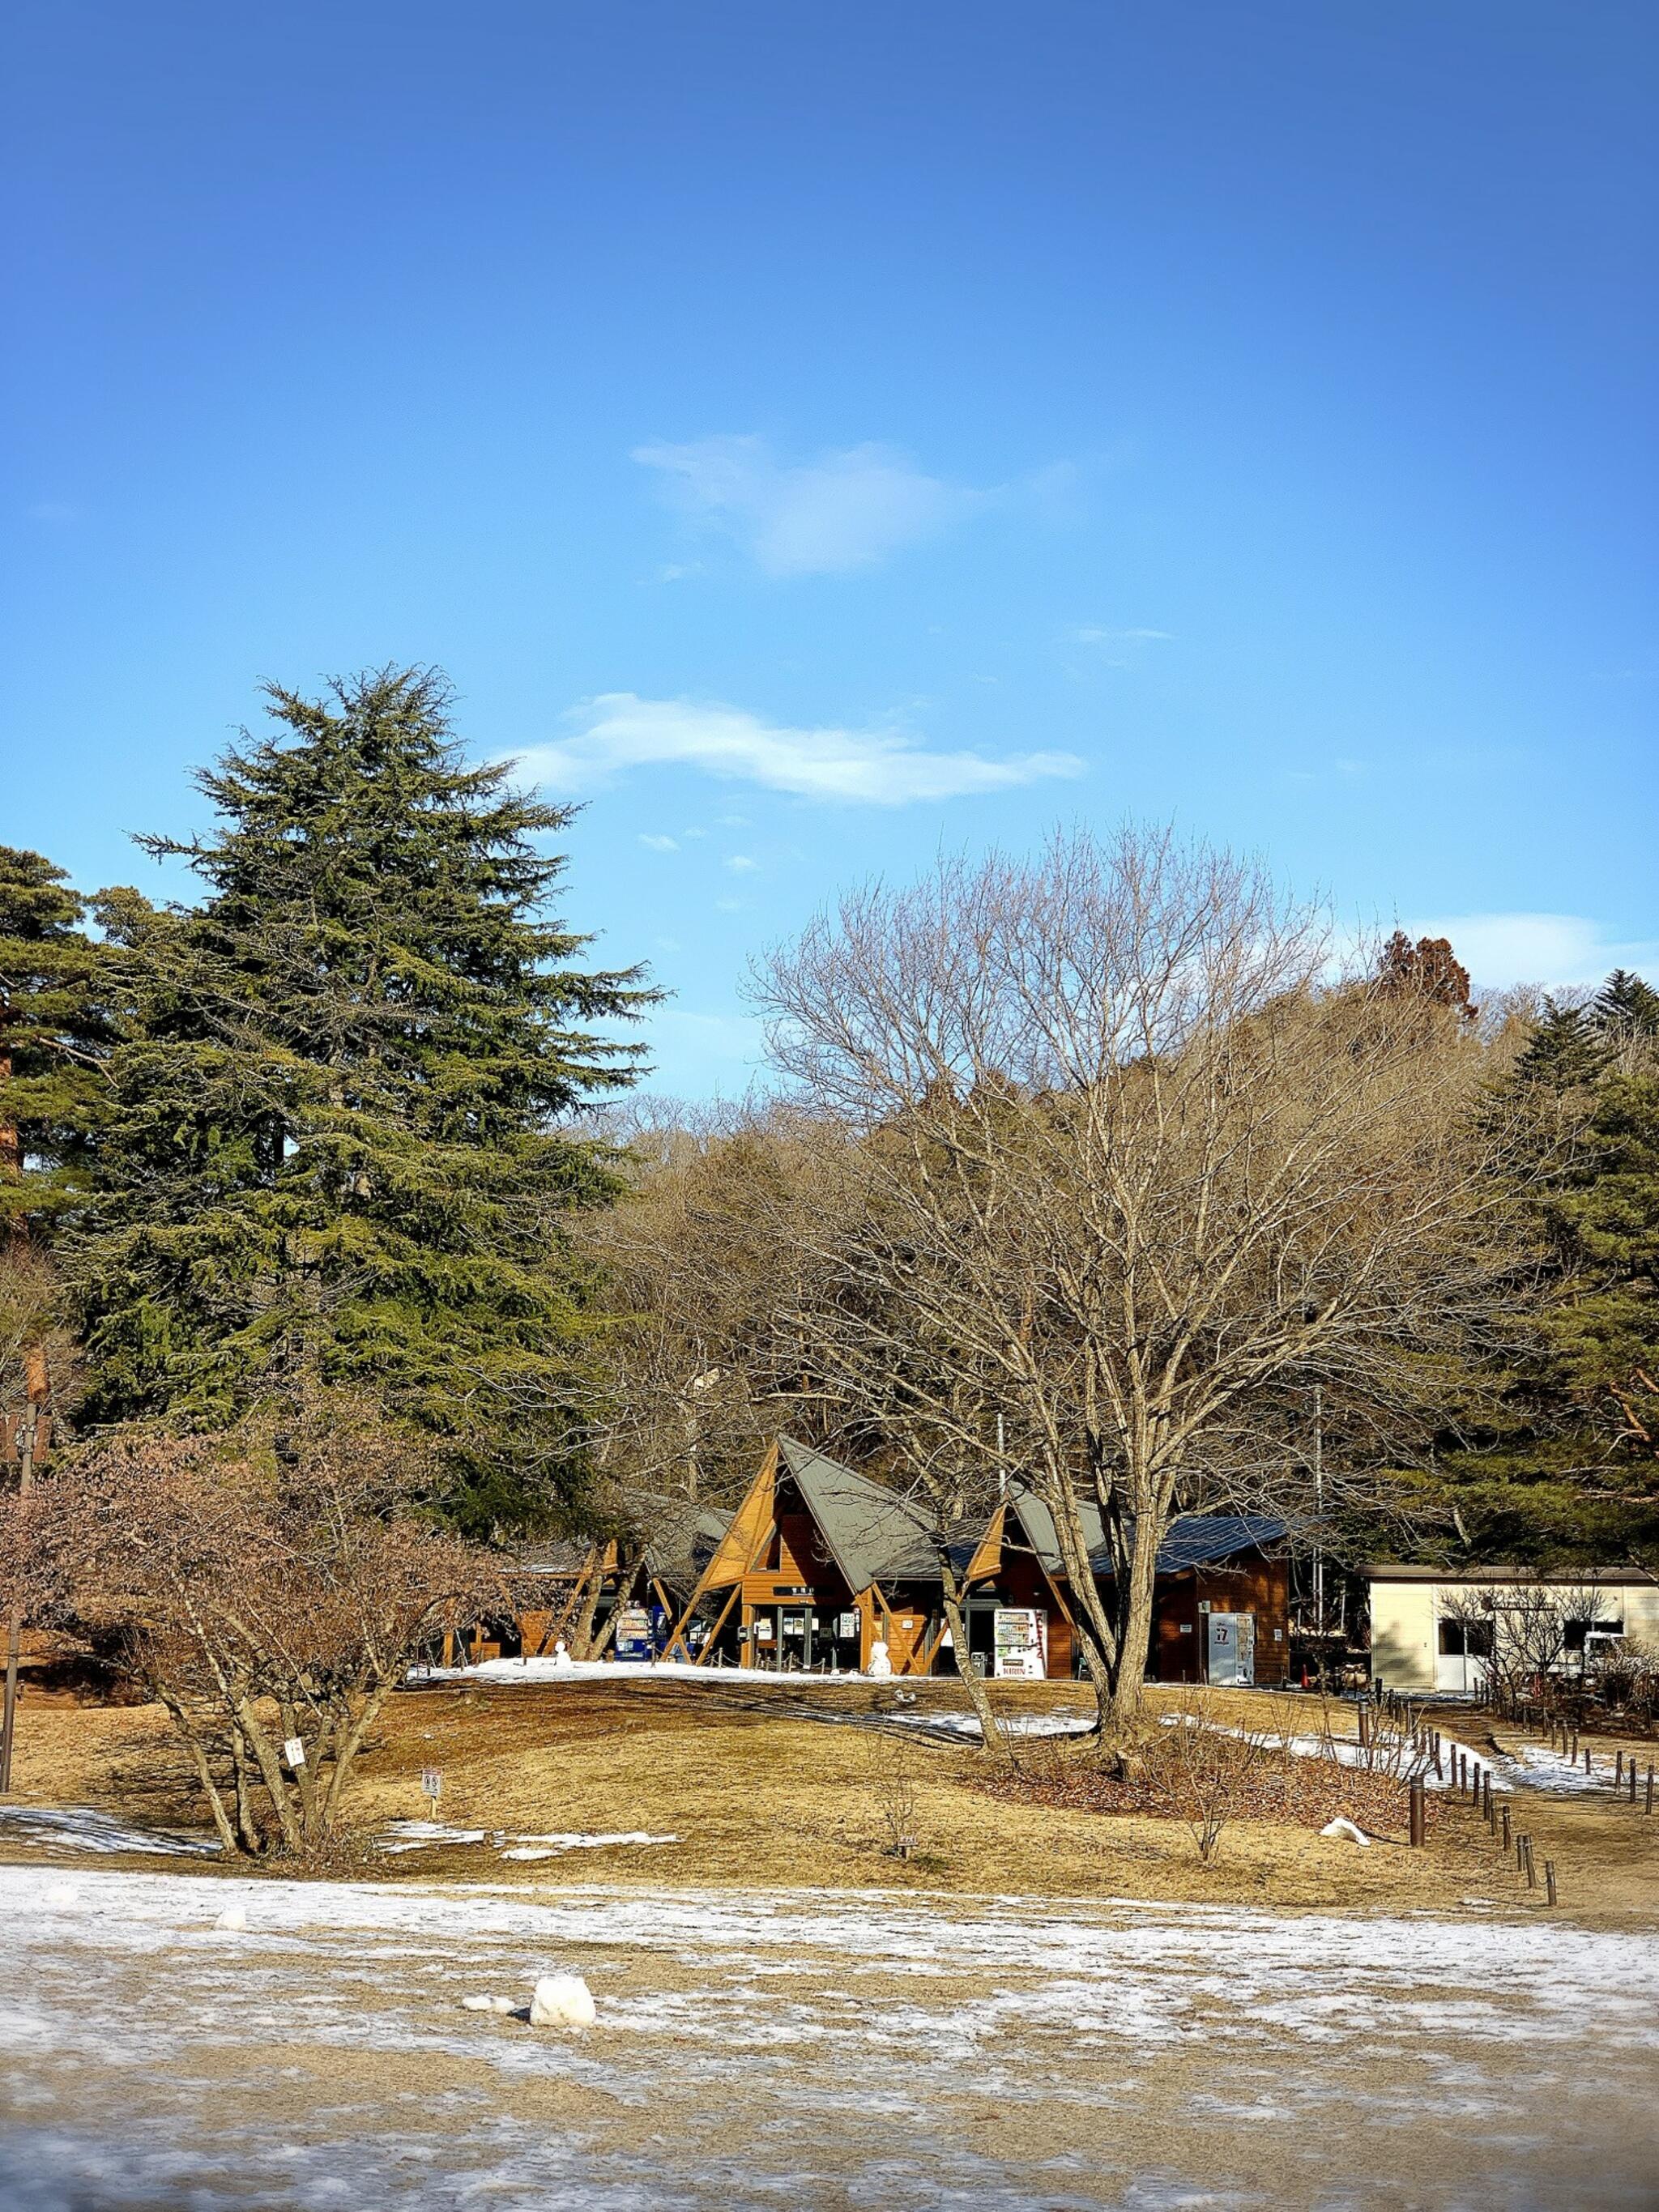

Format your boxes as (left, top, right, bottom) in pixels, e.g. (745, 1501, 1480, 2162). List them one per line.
(410, 1656, 876, 1685)
(0, 1804, 220, 1857)
(380, 1822, 679, 1859)
(882, 1710, 1095, 1741)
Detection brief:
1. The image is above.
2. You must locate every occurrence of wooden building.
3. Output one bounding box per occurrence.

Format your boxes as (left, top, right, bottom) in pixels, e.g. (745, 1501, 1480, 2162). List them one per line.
(457, 1493, 733, 1664)
(664, 1437, 1290, 1685)
(663, 1437, 955, 1673)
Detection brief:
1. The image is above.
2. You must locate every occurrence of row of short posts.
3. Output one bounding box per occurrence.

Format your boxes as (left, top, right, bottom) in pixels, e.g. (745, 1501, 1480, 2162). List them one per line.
(1542, 1722, 1656, 1811)
(1404, 1733, 1558, 1905)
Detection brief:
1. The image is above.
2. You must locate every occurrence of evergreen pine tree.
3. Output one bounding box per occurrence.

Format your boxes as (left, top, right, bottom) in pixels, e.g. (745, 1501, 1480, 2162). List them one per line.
(1593, 968, 1659, 1045)
(0, 847, 112, 1237)
(1510, 997, 1612, 1092)
(71, 668, 654, 1529)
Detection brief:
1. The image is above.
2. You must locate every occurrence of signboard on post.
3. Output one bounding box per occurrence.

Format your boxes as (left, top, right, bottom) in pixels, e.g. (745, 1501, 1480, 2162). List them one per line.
(284, 1737, 306, 1769)
(992, 1608, 1046, 1681)
(420, 1767, 442, 1817)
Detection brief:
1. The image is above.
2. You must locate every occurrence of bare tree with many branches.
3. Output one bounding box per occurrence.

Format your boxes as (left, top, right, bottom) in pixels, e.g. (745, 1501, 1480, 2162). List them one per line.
(753, 825, 1533, 1731)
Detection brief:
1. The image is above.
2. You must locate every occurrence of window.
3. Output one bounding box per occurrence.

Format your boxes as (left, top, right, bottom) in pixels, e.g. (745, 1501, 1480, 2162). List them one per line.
(1438, 1617, 1492, 1658)
(1563, 1617, 1623, 1652)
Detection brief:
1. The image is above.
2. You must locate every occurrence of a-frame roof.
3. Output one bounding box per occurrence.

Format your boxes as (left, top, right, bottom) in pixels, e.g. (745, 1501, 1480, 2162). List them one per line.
(777, 1436, 941, 1589)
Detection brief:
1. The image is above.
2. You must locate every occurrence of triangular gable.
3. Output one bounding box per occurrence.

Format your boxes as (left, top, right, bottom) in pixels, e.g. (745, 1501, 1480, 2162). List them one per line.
(964, 1499, 1005, 1583)
(694, 1439, 778, 1592)
(777, 1437, 939, 1592)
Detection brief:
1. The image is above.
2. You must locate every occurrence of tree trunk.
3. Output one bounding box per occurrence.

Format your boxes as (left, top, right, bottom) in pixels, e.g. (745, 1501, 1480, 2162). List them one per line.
(155, 1687, 241, 1856)
(1107, 1513, 1162, 1729)
(936, 1545, 1006, 1759)
(568, 1553, 606, 1660)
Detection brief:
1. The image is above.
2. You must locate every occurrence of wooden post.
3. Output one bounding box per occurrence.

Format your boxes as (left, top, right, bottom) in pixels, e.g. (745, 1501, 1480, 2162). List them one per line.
(1647, 1766, 1655, 1816)
(1584, 1745, 1592, 1776)
(1500, 1804, 1512, 1852)
(1409, 1779, 1426, 1848)
(1522, 1836, 1537, 1889)
(1616, 1750, 1625, 1788)
(1544, 1860, 1557, 1907)
(1482, 1771, 1494, 1827)
(1628, 1760, 1637, 1805)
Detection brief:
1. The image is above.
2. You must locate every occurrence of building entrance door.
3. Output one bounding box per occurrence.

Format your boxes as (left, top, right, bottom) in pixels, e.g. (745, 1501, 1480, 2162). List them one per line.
(1206, 1611, 1255, 1686)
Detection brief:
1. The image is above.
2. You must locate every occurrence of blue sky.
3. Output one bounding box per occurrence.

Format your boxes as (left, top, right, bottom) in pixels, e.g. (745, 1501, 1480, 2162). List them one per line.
(4, 0, 1654, 1096)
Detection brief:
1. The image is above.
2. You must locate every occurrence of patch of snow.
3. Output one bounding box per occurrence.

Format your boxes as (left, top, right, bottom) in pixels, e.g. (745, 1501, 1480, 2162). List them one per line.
(882, 1710, 1095, 1741)
(1319, 1818, 1371, 1847)
(380, 1821, 679, 1859)
(529, 1971, 595, 2030)
(410, 1656, 874, 1686)
(0, 1804, 220, 1858)
(0, 1865, 1656, 2206)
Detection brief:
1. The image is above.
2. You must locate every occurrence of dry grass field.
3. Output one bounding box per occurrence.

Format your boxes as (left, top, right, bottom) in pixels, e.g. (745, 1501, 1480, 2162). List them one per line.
(5, 1669, 1654, 1923)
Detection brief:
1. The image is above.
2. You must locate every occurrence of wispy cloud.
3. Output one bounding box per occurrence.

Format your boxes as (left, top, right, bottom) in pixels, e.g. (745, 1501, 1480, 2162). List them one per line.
(724, 854, 758, 872)
(1403, 912, 1659, 990)
(638, 833, 679, 852)
(518, 694, 1086, 806)
(633, 434, 978, 576)
(1068, 624, 1175, 667)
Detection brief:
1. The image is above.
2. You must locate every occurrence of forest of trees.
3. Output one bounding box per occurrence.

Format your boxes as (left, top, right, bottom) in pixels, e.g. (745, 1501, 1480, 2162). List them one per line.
(2, 666, 1656, 1820)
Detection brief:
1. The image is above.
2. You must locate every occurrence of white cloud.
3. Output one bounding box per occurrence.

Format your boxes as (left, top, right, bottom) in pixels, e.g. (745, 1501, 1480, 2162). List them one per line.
(638, 833, 679, 852)
(1403, 913, 1659, 990)
(1068, 625, 1175, 667)
(518, 694, 1085, 806)
(633, 434, 981, 577)
(724, 854, 758, 873)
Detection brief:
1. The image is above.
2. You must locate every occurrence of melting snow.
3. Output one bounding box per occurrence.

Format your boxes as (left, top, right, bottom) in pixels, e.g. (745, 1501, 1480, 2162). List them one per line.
(0, 1805, 220, 1857)
(0, 1865, 1654, 2208)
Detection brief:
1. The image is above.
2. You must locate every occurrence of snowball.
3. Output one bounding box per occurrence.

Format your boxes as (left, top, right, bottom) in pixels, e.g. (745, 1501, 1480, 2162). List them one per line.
(867, 1640, 893, 1681)
(460, 1994, 495, 2013)
(529, 1973, 595, 2031)
(1320, 1817, 1371, 1848)
(489, 1995, 515, 2014)
(214, 1903, 248, 1932)
(552, 1640, 574, 1672)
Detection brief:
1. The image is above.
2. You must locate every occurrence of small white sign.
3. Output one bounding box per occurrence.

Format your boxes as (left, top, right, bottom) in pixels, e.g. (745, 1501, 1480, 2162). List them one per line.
(420, 1767, 442, 1801)
(284, 1737, 306, 1769)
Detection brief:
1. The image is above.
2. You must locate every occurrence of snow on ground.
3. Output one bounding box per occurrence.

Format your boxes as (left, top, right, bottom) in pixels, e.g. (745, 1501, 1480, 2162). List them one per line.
(410, 1656, 876, 1685)
(381, 1822, 680, 1860)
(885, 1709, 1097, 1741)
(1157, 1711, 1631, 1800)
(0, 1804, 220, 1856)
(0, 1865, 1655, 2208)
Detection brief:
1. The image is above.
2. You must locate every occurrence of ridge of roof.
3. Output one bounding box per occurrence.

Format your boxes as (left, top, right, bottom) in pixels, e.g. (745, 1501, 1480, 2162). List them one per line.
(777, 1437, 940, 1589)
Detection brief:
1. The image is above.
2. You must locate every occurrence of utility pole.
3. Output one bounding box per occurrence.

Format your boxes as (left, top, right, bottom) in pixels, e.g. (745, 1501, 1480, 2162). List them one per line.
(0, 1346, 45, 1794)
(1311, 1384, 1325, 1645)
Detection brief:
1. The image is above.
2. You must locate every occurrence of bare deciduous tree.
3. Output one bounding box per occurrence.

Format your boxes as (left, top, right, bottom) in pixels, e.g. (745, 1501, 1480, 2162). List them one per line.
(1, 1394, 501, 1856)
(753, 825, 1530, 1731)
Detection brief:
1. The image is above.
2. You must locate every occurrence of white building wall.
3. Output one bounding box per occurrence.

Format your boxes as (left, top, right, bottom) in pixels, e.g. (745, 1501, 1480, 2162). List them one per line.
(1369, 1575, 1659, 1693)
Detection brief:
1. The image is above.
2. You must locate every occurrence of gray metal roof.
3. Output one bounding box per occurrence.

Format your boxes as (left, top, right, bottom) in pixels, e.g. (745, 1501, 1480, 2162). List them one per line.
(1005, 1485, 1284, 1578)
(777, 1437, 941, 1589)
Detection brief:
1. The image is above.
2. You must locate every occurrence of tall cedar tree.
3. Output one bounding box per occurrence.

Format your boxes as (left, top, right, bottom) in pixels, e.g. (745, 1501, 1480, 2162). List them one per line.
(0, 847, 113, 1237)
(69, 669, 653, 1530)
(1411, 978, 1659, 1562)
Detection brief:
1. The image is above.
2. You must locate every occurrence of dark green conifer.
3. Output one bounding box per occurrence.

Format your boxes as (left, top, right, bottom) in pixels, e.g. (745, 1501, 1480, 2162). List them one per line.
(0, 847, 112, 1235)
(71, 668, 653, 1529)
